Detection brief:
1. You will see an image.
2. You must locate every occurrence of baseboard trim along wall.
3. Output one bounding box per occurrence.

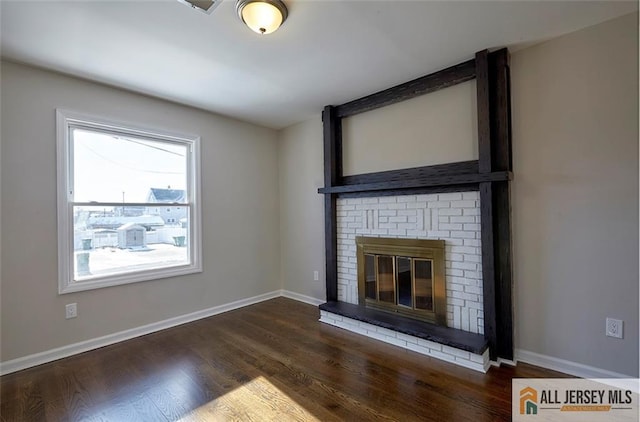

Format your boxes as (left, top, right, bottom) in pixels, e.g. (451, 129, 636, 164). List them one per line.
(1, 291, 632, 378)
(0, 290, 283, 376)
(515, 349, 634, 379)
(280, 290, 325, 306)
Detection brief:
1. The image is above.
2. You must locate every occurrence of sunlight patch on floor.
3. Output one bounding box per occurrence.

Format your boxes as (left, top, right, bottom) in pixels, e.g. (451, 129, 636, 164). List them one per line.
(178, 376, 321, 421)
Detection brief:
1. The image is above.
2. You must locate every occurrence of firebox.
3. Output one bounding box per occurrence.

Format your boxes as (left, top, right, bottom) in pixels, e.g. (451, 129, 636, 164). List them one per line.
(356, 236, 446, 325)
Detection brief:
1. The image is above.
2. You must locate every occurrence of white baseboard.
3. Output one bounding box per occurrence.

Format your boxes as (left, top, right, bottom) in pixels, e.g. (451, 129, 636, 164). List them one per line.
(515, 348, 634, 379)
(0, 290, 281, 376)
(280, 290, 324, 306)
(9, 294, 631, 380)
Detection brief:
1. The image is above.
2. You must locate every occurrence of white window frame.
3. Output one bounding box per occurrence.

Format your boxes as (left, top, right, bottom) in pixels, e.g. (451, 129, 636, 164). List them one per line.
(56, 109, 202, 294)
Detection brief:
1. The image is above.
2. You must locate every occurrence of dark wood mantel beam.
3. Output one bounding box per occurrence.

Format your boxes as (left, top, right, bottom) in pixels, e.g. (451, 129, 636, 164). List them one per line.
(336, 59, 476, 118)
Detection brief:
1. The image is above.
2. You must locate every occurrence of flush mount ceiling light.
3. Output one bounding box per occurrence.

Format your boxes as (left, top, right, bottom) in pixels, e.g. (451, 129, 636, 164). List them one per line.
(235, 0, 288, 35)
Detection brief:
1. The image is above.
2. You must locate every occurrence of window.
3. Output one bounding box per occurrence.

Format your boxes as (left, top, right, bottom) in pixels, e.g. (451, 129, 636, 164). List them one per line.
(56, 110, 202, 293)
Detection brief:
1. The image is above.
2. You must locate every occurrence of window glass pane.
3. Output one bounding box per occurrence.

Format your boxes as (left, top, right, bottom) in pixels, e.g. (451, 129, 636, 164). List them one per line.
(414, 259, 433, 311)
(397, 257, 412, 307)
(364, 254, 376, 300)
(377, 255, 394, 303)
(73, 205, 189, 281)
(72, 128, 188, 203)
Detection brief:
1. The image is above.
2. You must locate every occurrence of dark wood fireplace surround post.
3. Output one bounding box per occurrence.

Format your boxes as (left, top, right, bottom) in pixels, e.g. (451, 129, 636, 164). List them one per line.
(318, 49, 513, 362)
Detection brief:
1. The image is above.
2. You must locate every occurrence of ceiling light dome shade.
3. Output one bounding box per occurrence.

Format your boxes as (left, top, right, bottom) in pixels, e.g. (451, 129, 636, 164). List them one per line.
(236, 0, 288, 35)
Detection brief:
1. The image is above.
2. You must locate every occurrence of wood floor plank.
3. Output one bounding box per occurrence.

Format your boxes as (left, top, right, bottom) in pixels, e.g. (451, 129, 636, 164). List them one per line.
(1, 297, 570, 421)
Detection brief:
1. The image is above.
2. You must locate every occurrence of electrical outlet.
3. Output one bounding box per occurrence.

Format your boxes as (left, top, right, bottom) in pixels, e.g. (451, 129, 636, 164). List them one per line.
(606, 318, 623, 339)
(313, 271, 319, 281)
(65, 303, 77, 319)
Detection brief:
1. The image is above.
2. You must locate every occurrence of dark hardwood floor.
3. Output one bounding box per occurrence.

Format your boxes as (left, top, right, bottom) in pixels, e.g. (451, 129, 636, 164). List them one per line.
(1, 297, 568, 421)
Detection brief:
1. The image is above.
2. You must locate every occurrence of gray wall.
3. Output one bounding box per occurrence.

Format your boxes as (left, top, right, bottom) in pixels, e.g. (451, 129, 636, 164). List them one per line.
(278, 13, 639, 376)
(278, 118, 326, 299)
(1, 61, 281, 361)
(511, 12, 638, 376)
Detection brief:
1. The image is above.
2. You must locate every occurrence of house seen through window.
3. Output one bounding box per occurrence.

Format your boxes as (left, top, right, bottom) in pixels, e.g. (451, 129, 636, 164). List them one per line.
(57, 110, 202, 293)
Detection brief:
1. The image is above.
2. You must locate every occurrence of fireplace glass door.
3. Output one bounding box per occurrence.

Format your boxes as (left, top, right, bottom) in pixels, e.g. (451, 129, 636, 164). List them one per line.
(357, 237, 445, 325)
(364, 255, 434, 314)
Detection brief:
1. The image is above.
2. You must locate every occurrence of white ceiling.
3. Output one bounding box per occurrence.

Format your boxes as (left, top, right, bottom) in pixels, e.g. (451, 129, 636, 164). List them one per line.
(1, 1, 637, 129)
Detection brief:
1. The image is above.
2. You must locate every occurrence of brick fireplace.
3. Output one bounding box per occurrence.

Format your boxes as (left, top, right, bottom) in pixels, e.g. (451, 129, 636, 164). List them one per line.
(336, 193, 484, 334)
(318, 48, 514, 371)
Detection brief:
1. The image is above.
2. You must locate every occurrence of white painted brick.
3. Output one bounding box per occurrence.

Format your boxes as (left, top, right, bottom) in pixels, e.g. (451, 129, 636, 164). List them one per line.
(438, 208, 462, 216)
(379, 196, 397, 203)
(451, 291, 479, 302)
(450, 231, 476, 239)
(388, 216, 407, 223)
(451, 200, 477, 208)
(405, 342, 431, 355)
(464, 270, 481, 279)
(447, 253, 464, 262)
(406, 201, 428, 209)
(383, 336, 408, 348)
(448, 276, 475, 286)
(442, 345, 471, 360)
(446, 268, 464, 277)
(461, 307, 470, 331)
(463, 238, 481, 247)
(416, 339, 442, 351)
(438, 193, 463, 201)
(465, 301, 484, 310)
(396, 332, 419, 344)
(388, 229, 407, 236)
(464, 285, 483, 295)
(336, 191, 483, 336)
(378, 210, 397, 217)
(396, 210, 416, 217)
(450, 216, 475, 224)
(451, 261, 478, 271)
(416, 194, 438, 202)
(375, 326, 397, 338)
(429, 350, 457, 364)
(453, 306, 461, 328)
(369, 229, 388, 236)
(439, 223, 463, 230)
(469, 308, 479, 334)
(437, 216, 449, 224)
(463, 208, 480, 216)
(463, 254, 481, 263)
(428, 201, 450, 209)
(356, 203, 380, 211)
(469, 352, 486, 364)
